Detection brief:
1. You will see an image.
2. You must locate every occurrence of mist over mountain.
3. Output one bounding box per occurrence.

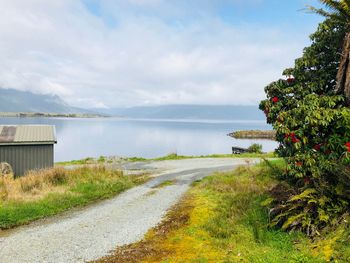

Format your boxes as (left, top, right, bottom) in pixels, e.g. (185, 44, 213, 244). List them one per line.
(0, 88, 265, 120)
(0, 88, 89, 114)
(95, 105, 265, 120)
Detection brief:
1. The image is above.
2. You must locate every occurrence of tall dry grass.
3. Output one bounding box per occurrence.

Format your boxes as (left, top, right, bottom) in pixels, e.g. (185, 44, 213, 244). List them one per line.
(0, 166, 123, 202)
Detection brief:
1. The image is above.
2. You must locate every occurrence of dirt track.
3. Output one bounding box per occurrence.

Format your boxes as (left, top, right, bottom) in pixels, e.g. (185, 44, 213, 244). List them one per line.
(0, 158, 259, 263)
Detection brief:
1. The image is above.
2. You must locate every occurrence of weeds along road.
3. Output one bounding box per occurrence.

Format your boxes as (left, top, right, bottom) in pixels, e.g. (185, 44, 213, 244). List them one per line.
(0, 158, 260, 263)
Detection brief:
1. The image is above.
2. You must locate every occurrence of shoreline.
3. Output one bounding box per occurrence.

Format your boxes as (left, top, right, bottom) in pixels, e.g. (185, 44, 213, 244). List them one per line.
(0, 112, 109, 118)
(55, 152, 276, 165)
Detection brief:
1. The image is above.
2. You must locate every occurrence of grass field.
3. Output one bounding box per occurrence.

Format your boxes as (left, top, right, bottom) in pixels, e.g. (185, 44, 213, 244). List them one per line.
(0, 166, 149, 229)
(95, 161, 350, 263)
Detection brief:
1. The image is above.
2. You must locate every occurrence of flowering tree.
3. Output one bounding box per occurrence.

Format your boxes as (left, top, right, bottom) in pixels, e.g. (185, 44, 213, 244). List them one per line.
(260, 18, 350, 235)
(309, 0, 350, 101)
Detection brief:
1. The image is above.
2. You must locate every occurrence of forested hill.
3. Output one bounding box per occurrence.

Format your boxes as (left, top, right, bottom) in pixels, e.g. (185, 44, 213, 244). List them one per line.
(0, 88, 88, 114)
(0, 88, 264, 120)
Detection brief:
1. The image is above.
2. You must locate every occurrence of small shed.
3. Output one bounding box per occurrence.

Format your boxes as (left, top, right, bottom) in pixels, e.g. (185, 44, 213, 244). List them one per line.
(0, 125, 57, 176)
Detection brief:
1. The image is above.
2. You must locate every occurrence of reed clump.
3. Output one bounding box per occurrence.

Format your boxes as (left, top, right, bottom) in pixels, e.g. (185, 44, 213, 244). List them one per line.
(0, 165, 149, 229)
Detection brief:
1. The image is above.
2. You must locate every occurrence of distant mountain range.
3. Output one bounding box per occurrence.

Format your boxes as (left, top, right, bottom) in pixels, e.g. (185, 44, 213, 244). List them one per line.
(94, 105, 265, 120)
(0, 88, 265, 120)
(0, 88, 89, 114)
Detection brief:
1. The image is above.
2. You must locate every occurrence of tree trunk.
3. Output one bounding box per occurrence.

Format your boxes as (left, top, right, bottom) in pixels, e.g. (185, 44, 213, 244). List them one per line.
(336, 32, 350, 102)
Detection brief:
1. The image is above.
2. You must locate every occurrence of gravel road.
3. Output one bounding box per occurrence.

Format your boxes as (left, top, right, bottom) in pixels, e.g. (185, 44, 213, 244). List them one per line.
(0, 158, 259, 263)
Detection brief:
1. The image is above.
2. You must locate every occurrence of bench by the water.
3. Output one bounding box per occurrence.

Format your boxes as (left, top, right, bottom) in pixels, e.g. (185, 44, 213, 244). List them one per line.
(232, 146, 249, 154)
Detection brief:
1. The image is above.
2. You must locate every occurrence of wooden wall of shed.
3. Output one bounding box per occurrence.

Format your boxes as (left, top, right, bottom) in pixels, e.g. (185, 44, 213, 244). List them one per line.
(0, 144, 54, 176)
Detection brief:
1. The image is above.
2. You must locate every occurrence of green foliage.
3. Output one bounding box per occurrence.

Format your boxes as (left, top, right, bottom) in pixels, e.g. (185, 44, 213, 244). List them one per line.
(97, 156, 106, 163)
(260, 18, 350, 235)
(126, 156, 148, 162)
(247, 143, 263, 154)
(199, 163, 321, 262)
(56, 157, 94, 165)
(308, 0, 350, 26)
(154, 153, 187, 161)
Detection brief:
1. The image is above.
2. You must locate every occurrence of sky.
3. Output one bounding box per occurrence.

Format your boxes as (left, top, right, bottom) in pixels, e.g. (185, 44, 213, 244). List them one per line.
(0, 0, 323, 108)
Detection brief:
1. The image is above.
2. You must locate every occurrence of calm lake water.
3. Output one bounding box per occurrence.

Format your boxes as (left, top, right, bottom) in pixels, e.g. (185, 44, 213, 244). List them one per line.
(0, 117, 278, 162)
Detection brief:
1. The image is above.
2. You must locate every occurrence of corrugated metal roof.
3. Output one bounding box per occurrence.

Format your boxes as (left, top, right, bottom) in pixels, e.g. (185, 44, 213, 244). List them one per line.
(0, 125, 56, 145)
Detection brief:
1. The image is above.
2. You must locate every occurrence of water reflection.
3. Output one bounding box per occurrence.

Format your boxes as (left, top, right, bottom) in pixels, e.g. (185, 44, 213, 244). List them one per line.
(0, 117, 278, 162)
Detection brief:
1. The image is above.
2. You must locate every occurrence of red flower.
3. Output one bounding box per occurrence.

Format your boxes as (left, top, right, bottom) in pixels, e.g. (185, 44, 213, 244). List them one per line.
(313, 144, 321, 151)
(286, 77, 295, 84)
(272, 97, 279, 103)
(290, 133, 300, 143)
(284, 132, 300, 143)
(303, 177, 310, 185)
(345, 142, 350, 152)
(292, 137, 300, 143)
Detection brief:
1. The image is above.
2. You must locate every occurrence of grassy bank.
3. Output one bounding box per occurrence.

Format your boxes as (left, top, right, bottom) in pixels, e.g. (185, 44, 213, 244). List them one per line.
(151, 152, 275, 161)
(56, 156, 110, 166)
(0, 166, 149, 229)
(57, 152, 275, 166)
(96, 161, 350, 263)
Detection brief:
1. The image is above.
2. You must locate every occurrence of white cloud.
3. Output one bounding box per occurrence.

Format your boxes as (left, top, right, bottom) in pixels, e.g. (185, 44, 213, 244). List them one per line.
(0, 0, 316, 108)
(127, 0, 163, 6)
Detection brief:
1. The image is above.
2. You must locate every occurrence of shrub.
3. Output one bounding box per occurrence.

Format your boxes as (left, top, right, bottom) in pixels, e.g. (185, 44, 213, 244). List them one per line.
(247, 143, 263, 154)
(260, 18, 350, 235)
(98, 156, 106, 163)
